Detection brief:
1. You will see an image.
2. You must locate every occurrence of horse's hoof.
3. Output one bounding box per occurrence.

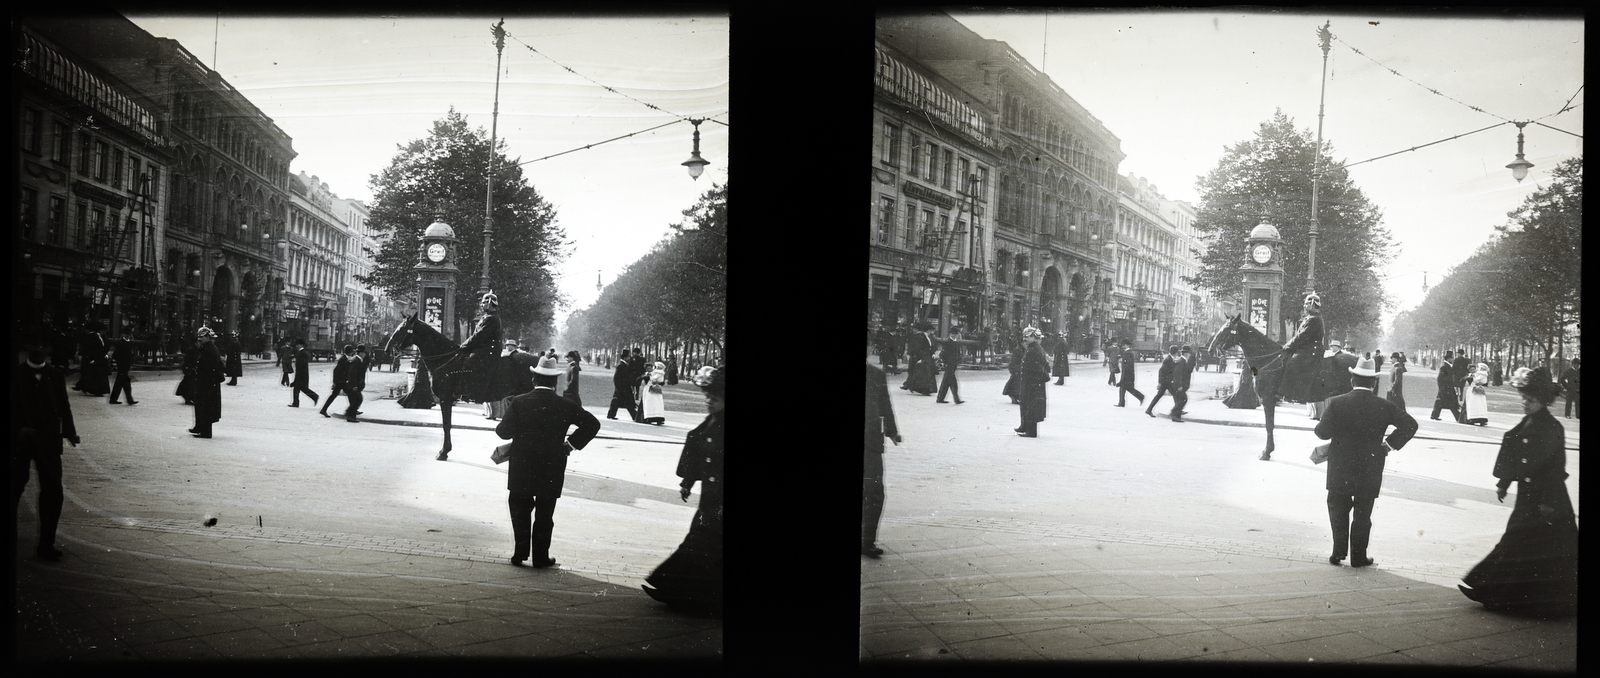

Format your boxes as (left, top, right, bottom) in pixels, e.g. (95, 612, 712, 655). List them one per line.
(436, 452, 449, 461)
(1259, 452, 1272, 461)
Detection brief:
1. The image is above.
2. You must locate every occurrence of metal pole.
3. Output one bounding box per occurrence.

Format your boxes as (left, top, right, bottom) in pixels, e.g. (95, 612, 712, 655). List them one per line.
(481, 19, 506, 297)
(1306, 21, 1331, 296)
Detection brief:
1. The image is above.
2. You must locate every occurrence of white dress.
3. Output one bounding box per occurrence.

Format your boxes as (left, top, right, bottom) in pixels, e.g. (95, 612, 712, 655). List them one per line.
(642, 368, 667, 424)
(1464, 369, 1490, 424)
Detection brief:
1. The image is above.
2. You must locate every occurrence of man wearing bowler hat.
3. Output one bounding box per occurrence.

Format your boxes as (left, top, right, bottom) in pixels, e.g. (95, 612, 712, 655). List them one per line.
(1314, 355, 1418, 567)
(495, 354, 601, 569)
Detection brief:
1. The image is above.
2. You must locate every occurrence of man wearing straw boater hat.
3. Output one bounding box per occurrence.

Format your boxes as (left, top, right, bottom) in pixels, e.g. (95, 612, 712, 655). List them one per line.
(493, 354, 600, 569)
(1313, 354, 1418, 568)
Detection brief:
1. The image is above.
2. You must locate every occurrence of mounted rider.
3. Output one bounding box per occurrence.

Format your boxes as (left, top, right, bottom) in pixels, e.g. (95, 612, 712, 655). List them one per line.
(1278, 292, 1326, 404)
(459, 291, 505, 403)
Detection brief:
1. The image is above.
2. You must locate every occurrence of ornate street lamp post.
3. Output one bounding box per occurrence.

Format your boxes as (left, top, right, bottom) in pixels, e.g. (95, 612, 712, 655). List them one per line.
(1305, 20, 1332, 297)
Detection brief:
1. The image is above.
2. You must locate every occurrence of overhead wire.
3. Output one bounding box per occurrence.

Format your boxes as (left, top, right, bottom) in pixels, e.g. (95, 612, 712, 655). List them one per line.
(502, 28, 688, 121)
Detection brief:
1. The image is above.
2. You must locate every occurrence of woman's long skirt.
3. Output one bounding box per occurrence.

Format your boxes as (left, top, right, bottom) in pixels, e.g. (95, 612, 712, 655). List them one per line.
(1461, 480, 1578, 617)
(644, 506, 722, 614)
(77, 359, 109, 396)
(1387, 371, 1407, 409)
(1225, 368, 1260, 409)
(642, 386, 666, 424)
(904, 359, 937, 394)
(1464, 386, 1490, 424)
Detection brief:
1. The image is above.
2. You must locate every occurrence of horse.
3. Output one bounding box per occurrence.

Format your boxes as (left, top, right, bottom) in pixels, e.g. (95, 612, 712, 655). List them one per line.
(384, 313, 483, 461)
(1208, 314, 1296, 461)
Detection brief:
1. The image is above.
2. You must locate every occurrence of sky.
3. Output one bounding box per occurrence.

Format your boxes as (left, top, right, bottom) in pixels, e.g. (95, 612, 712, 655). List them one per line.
(123, 12, 728, 330)
(945, 9, 1582, 333)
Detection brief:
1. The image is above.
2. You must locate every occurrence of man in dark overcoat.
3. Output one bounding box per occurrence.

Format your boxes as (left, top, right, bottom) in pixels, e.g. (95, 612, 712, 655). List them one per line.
(1430, 350, 1461, 422)
(346, 346, 368, 421)
(1559, 358, 1579, 419)
(289, 338, 319, 408)
(278, 341, 295, 386)
(1328, 341, 1358, 397)
(1145, 345, 1178, 418)
(606, 346, 642, 421)
(107, 337, 138, 405)
(494, 355, 601, 569)
(1453, 350, 1471, 406)
(1016, 327, 1051, 437)
(863, 362, 900, 557)
(320, 345, 355, 419)
(1170, 345, 1195, 422)
(12, 330, 80, 560)
(459, 291, 505, 403)
(1115, 338, 1145, 407)
(190, 327, 225, 438)
(934, 332, 967, 405)
(1052, 332, 1072, 384)
(1314, 356, 1418, 567)
(224, 331, 244, 386)
(1278, 293, 1326, 403)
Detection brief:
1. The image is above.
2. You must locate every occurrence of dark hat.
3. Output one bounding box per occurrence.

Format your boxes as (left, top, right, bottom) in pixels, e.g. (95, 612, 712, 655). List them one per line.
(1180, 344, 1193, 352)
(357, 344, 367, 351)
(912, 320, 934, 331)
(342, 344, 355, 353)
(693, 365, 725, 398)
(1509, 366, 1560, 404)
(566, 350, 581, 361)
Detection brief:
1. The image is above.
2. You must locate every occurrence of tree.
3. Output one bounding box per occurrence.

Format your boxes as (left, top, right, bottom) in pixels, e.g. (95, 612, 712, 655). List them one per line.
(1189, 110, 1394, 343)
(361, 108, 569, 343)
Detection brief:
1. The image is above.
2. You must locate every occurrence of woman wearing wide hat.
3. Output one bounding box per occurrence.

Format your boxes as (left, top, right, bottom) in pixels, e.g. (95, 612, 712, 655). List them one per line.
(1015, 327, 1050, 437)
(643, 365, 724, 615)
(1457, 367, 1576, 617)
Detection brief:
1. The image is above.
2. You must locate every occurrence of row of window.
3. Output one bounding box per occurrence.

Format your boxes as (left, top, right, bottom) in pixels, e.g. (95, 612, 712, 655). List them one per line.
(879, 121, 990, 196)
(1002, 92, 1115, 188)
(171, 90, 285, 187)
(20, 107, 163, 197)
(872, 195, 984, 265)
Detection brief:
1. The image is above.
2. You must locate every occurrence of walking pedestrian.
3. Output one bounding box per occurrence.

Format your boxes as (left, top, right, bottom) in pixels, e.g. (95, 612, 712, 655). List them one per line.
(633, 348, 651, 420)
(1385, 352, 1407, 410)
(643, 365, 725, 614)
(1559, 358, 1579, 419)
(606, 347, 642, 422)
(1106, 344, 1119, 386)
(901, 321, 937, 395)
(107, 337, 138, 406)
(1313, 356, 1419, 568)
(1015, 327, 1050, 437)
(189, 327, 225, 438)
(665, 352, 680, 385)
(1145, 345, 1178, 417)
(1431, 350, 1462, 422)
(1170, 345, 1194, 422)
(562, 350, 583, 407)
(224, 331, 243, 386)
(1457, 366, 1576, 617)
(289, 338, 319, 408)
(175, 333, 197, 405)
(494, 355, 601, 570)
(1115, 338, 1145, 408)
(12, 329, 80, 560)
(1490, 355, 1504, 386)
(874, 325, 899, 375)
(642, 361, 668, 425)
(73, 323, 110, 397)
(320, 345, 356, 419)
(278, 341, 294, 386)
(1453, 350, 1472, 415)
(1464, 363, 1491, 426)
(934, 334, 965, 405)
(1052, 331, 1072, 384)
(863, 362, 899, 558)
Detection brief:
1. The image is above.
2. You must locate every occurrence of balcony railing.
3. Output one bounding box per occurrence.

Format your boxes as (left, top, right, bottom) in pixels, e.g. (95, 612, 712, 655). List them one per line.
(875, 47, 992, 148)
(19, 32, 164, 146)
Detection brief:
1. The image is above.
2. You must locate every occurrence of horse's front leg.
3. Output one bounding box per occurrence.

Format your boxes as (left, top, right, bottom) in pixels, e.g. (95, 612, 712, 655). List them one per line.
(1260, 402, 1276, 461)
(437, 398, 453, 461)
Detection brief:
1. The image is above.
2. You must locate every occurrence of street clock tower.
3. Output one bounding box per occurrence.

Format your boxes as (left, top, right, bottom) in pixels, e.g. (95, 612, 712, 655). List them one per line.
(415, 219, 460, 341)
(1239, 222, 1285, 342)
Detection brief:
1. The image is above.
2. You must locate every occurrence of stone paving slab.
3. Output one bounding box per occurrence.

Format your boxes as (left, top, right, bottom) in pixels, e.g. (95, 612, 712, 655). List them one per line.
(860, 519, 1575, 667)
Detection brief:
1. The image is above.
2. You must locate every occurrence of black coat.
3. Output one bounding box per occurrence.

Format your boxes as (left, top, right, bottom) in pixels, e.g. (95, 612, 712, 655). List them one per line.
(1156, 355, 1176, 389)
(1327, 351, 1358, 397)
(1491, 409, 1574, 532)
(1314, 388, 1419, 498)
(1117, 348, 1138, 388)
(13, 362, 78, 454)
(563, 361, 582, 402)
(677, 410, 725, 514)
(1021, 343, 1050, 424)
(111, 340, 135, 375)
(1279, 315, 1325, 402)
(224, 338, 243, 377)
(494, 388, 601, 497)
(193, 341, 225, 424)
(1052, 338, 1071, 377)
(293, 348, 313, 388)
(348, 355, 368, 390)
(1436, 361, 1458, 400)
(1173, 355, 1194, 390)
(866, 363, 899, 455)
(330, 355, 353, 389)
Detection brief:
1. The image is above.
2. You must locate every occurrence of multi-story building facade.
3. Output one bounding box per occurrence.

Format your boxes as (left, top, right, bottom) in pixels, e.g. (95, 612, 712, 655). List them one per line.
(1160, 196, 1234, 349)
(26, 12, 299, 356)
(870, 33, 998, 340)
(331, 195, 404, 347)
(877, 12, 1122, 354)
(284, 172, 352, 353)
(16, 18, 174, 348)
(1113, 174, 1180, 354)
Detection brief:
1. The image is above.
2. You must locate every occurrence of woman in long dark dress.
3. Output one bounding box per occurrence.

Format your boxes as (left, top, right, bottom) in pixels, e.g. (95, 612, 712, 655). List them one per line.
(74, 326, 110, 396)
(1458, 367, 1577, 618)
(1015, 327, 1049, 437)
(1052, 332, 1071, 383)
(1001, 343, 1022, 404)
(643, 365, 724, 615)
(1385, 352, 1407, 409)
(1224, 358, 1260, 409)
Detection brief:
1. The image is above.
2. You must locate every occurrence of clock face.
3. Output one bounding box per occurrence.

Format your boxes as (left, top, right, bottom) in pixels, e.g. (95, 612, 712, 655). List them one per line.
(427, 243, 447, 263)
(1252, 244, 1272, 264)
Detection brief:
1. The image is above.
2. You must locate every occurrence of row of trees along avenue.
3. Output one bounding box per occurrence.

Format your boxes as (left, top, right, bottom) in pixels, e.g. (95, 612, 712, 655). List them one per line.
(561, 182, 727, 367)
(1387, 156, 1582, 368)
(360, 109, 568, 348)
(1188, 110, 1395, 349)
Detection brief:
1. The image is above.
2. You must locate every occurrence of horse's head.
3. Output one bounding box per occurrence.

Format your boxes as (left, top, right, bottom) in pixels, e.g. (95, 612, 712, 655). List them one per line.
(1208, 314, 1244, 355)
(385, 314, 416, 355)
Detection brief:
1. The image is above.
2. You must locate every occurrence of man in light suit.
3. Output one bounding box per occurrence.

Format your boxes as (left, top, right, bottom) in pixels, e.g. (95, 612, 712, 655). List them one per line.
(1314, 356, 1419, 568)
(495, 355, 601, 569)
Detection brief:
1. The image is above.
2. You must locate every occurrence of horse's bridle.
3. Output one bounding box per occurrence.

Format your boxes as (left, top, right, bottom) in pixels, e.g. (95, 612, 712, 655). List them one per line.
(395, 323, 462, 365)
